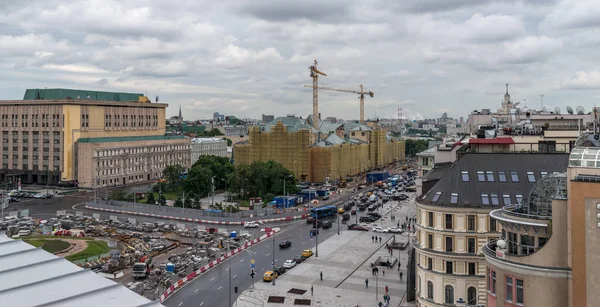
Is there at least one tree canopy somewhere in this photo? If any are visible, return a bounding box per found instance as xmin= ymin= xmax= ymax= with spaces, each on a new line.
xmin=183 ymin=164 xmax=213 ymax=199
xmin=228 ymin=160 xmax=298 ymax=201
xmin=162 ymin=164 xmax=184 ymax=191
xmin=405 ymin=139 xmax=429 ymax=157
xmin=192 ymin=155 xmax=234 ymax=190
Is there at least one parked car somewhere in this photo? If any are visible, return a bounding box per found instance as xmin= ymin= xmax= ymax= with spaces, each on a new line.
xmin=302 ymin=249 xmax=314 ymax=257
xmin=341 ymin=213 xmax=350 ymax=220
xmin=347 ymin=223 xmax=358 ymax=229
xmin=263 ymin=271 xmax=278 ymax=282
xmin=367 ymin=204 xmax=376 ymax=211
xmin=386 ymin=227 xmax=402 ymax=233
xmin=279 ymin=240 xmax=292 ymax=248
xmin=306 ymin=217 xmax=315 ymax=224
xmin=244 ymin=222 xmax=260 ymax=228
xmin=312 ymin=220 xmax=323 ymax=228
xmin=351 ymin=208 xmax=357 ymax=215
xmin=360 ymin=216 xmax=376 ymax=223
xmin=338 ymin=208 xmax=345 ymax=214
xmin=350 ymin=225 xmax=369 ymax=231
xmin=372 ymin=226 xmax=389 ymax=233
xmin=274 ymin=266 xmax=286 ymax=276
xmin=322 ymin=195 xmax=330 ymax=200
xmin=293 ymin=255 xmax=307 ymax=264
xmin=368 ymin=213 xmax=382 ymax=219
xmin=322 ymin=221 xmax=333 ymax=229
xmin=310 ymin=228 xmax=319 ymax=236
xmin=283 ymin=259 xmax=297 ymax=269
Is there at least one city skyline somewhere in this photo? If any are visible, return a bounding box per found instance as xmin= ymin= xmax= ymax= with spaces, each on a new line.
xmin=1 ymin=0 xmax=600 ymax=120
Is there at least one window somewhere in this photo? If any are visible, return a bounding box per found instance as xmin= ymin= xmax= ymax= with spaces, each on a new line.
xmin=539 ymin=236 xmax=548 ymax=247
xmin=540 ymin=171 xmax=548 ymax=178
xmin=468 ymin=263 xmax=476 ymax=275
xmin=427 ymin=257 xmax=433 ymax=270
xmin=427 ymin=281 xmax=434 ymax=299
xmin=510 ymin=171 xmax=519 ymax=182
xmin=508 ymin=232 xmax=518 ymax=254
xmin=490 ymin=217 xmax=498 ymax=232
xmin=506 ymin=277 xmax=513 ymax=301
xmin=516 ymin=279 xmax=524 ymax=303
xmin=468 ymin=287 xmax=477 ymax=305
xmin=461 ymin=171 xmax=469 ymax=181
xmin=492 ymin=271 xmax=496 ymax=294
xmin=450 ymin=193 xmax=458 ymax=204
xmin=467 ymin=215 xmax=476 ymax=231
xmin=481 ymin=193 xmax=490 ymax=205
xmin=445 ymin=236 xmax=453 ymax=252
xmin=467 ymin=237 xmax=476 ymax=253
xmin=432 ymin=191 xmax=442 ymax=202
xmin=444 ymin=285 xmax=454 ymax=304
xmin=446 ymin=261 xmax=453 ymax=274
xmin=445 ymin=214 xmax=453 ymax=229
xmin=538 ymin=140 xmax=556 ymax=153
xmin=486 ymin=171 xmax=495 ymax=181
xmin=503 ymin=194 xmax=511 ymax=205
xmin=428 ymin=234 xmax=433 ymax=249
xmin=477 ymin=171 xmax=485 ymax=182
xmin=527 ymin=171 xmax=536 ymax=183
xmin=428 ymin=212 xmax=434 ymax=227
xmin=516 ymin=194 xmax=523 ymax=205
xmin=491 ymin=193 xmax=500 ymax=206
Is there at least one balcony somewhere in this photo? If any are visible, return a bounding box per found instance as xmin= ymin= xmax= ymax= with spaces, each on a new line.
xmin=490 ymin=204 xmax=551 ymax=229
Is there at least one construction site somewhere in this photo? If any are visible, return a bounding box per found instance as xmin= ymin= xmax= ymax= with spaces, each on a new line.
xmin=2 ymin=213 xmax=254 ymax=301
xmin=234 ymin=60 xmax=405 ymax=183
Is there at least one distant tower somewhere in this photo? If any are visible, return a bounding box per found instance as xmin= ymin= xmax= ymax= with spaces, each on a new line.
xmin=178 ymin=105 xmax=182 ymax=120
xmin=502 ymin=83 xmax=512 ymax=113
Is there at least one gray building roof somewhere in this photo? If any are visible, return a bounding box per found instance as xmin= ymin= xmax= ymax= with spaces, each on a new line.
xmin=264 ymin=116 xmax=315 ymax=133
xmin=324 ymin=133 xmax=345 ymax=145
xmin=0 ymin=235 xmax=164 ymax=307
xmin=420 ymin=153 xmax=569 ymax=208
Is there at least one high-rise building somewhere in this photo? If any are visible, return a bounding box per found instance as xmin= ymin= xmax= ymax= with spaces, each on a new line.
xmin=0 ymin=88 xmax=190 ymax=188
xmin=261 ymin=114 xmax=275 ymax=124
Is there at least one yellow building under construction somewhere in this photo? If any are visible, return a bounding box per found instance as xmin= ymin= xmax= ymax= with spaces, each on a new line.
xmin=234 ymin=120 xmax=405 ymax=182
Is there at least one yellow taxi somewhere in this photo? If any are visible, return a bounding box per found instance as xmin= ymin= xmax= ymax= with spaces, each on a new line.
xmin=263 ymin=270 xmax=278 ymax=282
xmin=302 ymin=249 xmax=313 ymax=257
xmin=338 ymin=207 xmax=345 ymax=214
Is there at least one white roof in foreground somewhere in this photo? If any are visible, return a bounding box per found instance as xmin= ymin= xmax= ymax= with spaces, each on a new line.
xmin=0 ymin=234 xmax=164 ymax=307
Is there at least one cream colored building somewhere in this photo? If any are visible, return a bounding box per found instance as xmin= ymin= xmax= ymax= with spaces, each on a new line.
xmin=414 ymin=153 xmax=569 ymax=307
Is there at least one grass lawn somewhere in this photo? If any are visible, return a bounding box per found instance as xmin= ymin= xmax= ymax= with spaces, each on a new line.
xmin=24 ymin=235 xmax=93 ymax=240
xmin=66 ymin=240 xmax=111 ymax=261
xmin=24 ymin=239 xmax=72 ymax=254
xmin=161 ymin=190 xmax=182 ymax=201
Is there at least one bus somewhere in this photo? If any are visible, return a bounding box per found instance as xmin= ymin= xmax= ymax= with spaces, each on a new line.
xmin=311 ymin=206 xmax=337 ymax=219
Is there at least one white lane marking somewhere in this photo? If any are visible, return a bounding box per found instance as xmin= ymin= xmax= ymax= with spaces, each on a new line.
xmin=200 ymin=302 xmax=204 ymax=306
xmin=240 ymin=259 xmax=244 ymax=262
xmin=210 ymin=277 xmax=215 ymax=281
xmin=275 ymin=259 xmax=278 ymax=262
xmin=302 ymin=242 xmax=306 ymax=244
xmin=195 ymin=288 xmax=200 ymax=293
xmin=226 ymin=268 xmax=230 ymax=271
xmin=178 ymin=302 xmax=183 ymax=307
xmin=217 ymin=286 xmax=223 ymax=290
xmin=265 ymin=245 xmax=269 ymax=248
xmin=291 ymin=248 xmax=295 ymax=251
xmin=233 ymin=274 xmax=237 ymax=279
xmin=266 ymin=253 xmax=270 ymax=256
xmin=155 ymin=289 xmax=159 ymax=294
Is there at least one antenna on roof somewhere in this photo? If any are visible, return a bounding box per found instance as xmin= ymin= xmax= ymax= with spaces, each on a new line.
xmin=155 ymin=95 xmax=159 ymax=103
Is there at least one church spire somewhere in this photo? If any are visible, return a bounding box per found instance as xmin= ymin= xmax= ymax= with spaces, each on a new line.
xmin=178 ymin=105 xmax=182 ymax=119
xmin=506 ymin=83 xmax=509 ymax=95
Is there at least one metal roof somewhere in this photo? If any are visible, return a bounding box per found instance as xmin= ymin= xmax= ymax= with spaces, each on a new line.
xmin=191 ymin=137 xmax=226 ymax=143
xmin=0 ymin=235 xmax=164 ymax=307
xmin=469 ymin=137 xmax=515 ymax=144
xmin=420 ymin=153 xmax=569 ymax=208
xmin=23 ymin=88 xmax=144 ymax=102
xmin=77 ymin=135 xmax=186 ymax=143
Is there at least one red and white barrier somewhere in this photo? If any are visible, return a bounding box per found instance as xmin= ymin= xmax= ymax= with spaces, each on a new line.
xmin=84 ymin=205 xmax=308 ymax=225
xmin=158 ymin=229 xmax=279 ymax=302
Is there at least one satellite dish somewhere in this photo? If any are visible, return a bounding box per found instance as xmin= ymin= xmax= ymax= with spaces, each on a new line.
xmin=542 ymin=106 xmax=548 ymax=112
xmin=577 ymin=106 xmax=585 ymax=115
xmin=554 ymin=107 xmax=561 ymax=114
xmin=567 ymin=106 xmax=574 ymax=114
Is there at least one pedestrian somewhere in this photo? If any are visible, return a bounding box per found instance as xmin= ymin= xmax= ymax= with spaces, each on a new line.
xmin=365 ymin=278 xmax=369 ymax=288
xmin=386 ymin=243 xmax=389 ymax=249
xmin=397 ymin=265 xmax=400 ymax=271
xmin=385 ymin=285 xmax=389 ymax=293
xmin=379 ymin=237 xmax=382 ymax=243
xmin=382 ymin=270 xmax=385 ymax=276
xmin=400 ymin=272 xmax=403 ymax=279
xmin=320 ymin=271 xmax=323 ymax=281
xmin=397 ymin=222 xmax=399 ymax=228
xmin=311 ymin=286 xmax=313 ymax=295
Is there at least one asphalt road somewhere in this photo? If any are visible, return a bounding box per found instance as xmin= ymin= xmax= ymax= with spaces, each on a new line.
xmin=164 ymin=195 xmax=414 ymax=307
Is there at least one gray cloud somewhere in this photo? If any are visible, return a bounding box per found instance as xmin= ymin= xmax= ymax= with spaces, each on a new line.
xmin=235 ymin=0 xmax=355 ymax=22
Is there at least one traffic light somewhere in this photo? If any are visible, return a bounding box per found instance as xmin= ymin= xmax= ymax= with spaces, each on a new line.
xmin=235 ymin=287 xmax=238 ymax=293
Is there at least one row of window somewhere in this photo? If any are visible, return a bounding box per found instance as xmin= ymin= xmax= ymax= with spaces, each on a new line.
xmin=462 ymin=170 xmax=554 ymax=183
xmin=424 ymin=211 xmax=498 ymax=232
xmin=1 ymin=114 xmax=61 ymax=128
xmin=421 ymin=254 xmax=478 ymax=275
xmin=487 ymin=268 xmax=524 ymax=304
xmin=104 ymin=114 xmax=159 ymax=128
xmin=424 ymin=233 xmax=480 ymax=254
xmin=423 ymin=281 xmax=477 ymax=305
xmin=95 ymin=146 xmax=189 ymax=157
xmin=2 ymin=164 xmax=60 ymax=171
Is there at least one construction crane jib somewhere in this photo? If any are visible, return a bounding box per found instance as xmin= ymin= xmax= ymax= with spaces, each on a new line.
xmin=309 ymin=60 xmax=327 ymax=130
xmin=303 ymin=84 xmax=374 ymax=123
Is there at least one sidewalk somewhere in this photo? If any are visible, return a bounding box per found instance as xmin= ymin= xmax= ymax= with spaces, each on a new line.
xmin=235 ymin=199 xmax=417 ymax=307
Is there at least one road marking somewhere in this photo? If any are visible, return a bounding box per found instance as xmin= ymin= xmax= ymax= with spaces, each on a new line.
xmin=233 ymin=274 xmax=237 ymax=279
xmin=217 ymin=286 xmax=223 ymax=290
xmin=226 ymin=268 xmax=230 ymax=271
xmin=200 ymin=302 xmax=204 ymax=306
xmin=302 ymin=241 xmax=306 ymax=244
xmin=195 ymin=288 xmax=200 ymax=293
xmin=178 ymin=302 xmax=183 ymax=307
xmin=240 ymin=259 xmax=244 ymax=262
xmin=210 ymin=277 xmax=215 ymax=281
xmin=265 ymin=245 xmax=269 ymax=248
xmin=266 ymin=253 xmax=270 ymax=256
xmin=155 ymin=289 xmax=159 ymax=294
xmin=275 ymin=259 xmax=278 ymax=262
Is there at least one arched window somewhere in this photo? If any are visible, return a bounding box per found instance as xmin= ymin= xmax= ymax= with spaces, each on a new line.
xmin=468 ymin=287 xmax=477 ymax=305
xmin=427 ymin=281 xmax=434 ymax=299
xmin=445 ymin=285 xmax=454 ymax=304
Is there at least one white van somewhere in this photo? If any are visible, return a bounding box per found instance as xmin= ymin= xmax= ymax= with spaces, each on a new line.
xmin=244 ymin=221 xmax=259 ymax=228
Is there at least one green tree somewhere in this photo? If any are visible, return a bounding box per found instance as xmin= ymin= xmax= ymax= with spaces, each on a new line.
xmin=405 ymin=139 xmax=429 ymax=157
xmin=192 ymin=155 xmax=234 ymax=190
xmin=222 ymin=137 xmax=233 ymax=146
xmin=174 ymin=197 xmax=183 ymax=207
xmin=146 ymin=192 xmax=156 ymax=205
xmin=183 ymin=165 xmax=214 ymax=199
xmin=109 ymin=189 xmax=128 ymax=201
xmin=158 ymin=193 xmax=167 ymax=206
xmin=228 ymin=160 xmax=298 ymax=201
xmin=153 ymin=181 xmax=167 ymax=193
xmin=184 ymin=194 xmax=194 ymax=208
xmin=163 ymin=164 xmax=185 ymax=191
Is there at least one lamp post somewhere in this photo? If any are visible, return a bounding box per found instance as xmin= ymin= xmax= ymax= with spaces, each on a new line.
xmin=283 ymin=175 xmax=292 ymax=208
xmin=272 ymin=234 xmax=276 ymax=285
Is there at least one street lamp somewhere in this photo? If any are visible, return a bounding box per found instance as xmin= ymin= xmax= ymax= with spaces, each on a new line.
xmin=283 ymin=174 xmax=293 ymax=208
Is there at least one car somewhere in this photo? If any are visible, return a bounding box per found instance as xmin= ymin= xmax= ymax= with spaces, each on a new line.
xmin=279 ymin=240 xmax=292 ymax=248
xmin=351 ymin=208 xmax=357 ymax=215
xmin=263 ymin=271 xmax=278 ymax=282
xmin=372 ymin=226 xmax=389 ymax=233
xmin=244 ymin=222 xmax=260 ymax=228
xmin=293 ymin=255 xmax=307 ymax=264
xmin=350 ymin=225 xmax=369 ymax=231
xmin=347 ymin=223 xmax=358 ymax=230
xmin=338 ymin=208 xmax=345 ymax=214
xmin=368 ymin=213 xmax=382 ymax=219
xmin=386 ymin=227 xmax=402 ymax=233
xmin=274 ymin=266 xmax=286 ymax=275
xmin=360 ymin=216 xmax=376 ymax=223
xmin=310 ymin=228 xmax=319 ymax=236
xmin=342 ymin=213 xmax=350 ymax=220
xmin=322 ymin=195 xmax=330 ymax=200
xmin=312 ymin=220 xmax=323 ymax=228
xmin=367 ymin=205 xmax=376 ymax=211
xmin=283 ymin=259 xmax=297 ymax=269
xmin=322 ymin=221 xmax=333 ymax=229
xmin=306 ymin=217 xmax=315 ymax=224
xmin=302 ymin=249 xmax=313 ymax=257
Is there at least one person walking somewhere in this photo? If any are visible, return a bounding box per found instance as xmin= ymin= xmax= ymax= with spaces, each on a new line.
xmin=365 ymin=278 xmax=369 ymax=288
xmin=382 ymin=269 xmax=385 ymax=276
xmin=400 ymin=271 xmax=403 ymax=279
xmin=379 ymin=237 xmax=382 ymax=243
xmin=320 ymin=271 xmax=323 ymax=281
xmin=311 ymin=286 xmax=313 ymax=295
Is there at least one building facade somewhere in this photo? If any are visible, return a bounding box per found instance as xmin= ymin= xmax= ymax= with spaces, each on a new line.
xmin=225 ymin=125 xmax=248 ymax=137
xmin=191 ymin=137 xmax=228 ymax=162
xmin=414 ymin=153 xmax=569 ymax=307
xmin=0 ymin=88 xmax=190 ymax=187
xmin=483 ymin=130 xmax=600 ymax=307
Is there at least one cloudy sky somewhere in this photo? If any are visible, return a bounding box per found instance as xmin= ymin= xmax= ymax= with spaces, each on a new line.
xmin=1 ymin=0 xmax=600 ymax=121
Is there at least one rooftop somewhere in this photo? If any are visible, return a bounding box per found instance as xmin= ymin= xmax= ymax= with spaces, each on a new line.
xmin=420 ymin=153 xmax=569 ymax=208
xmin=191 ymin=137 xmax=226 ymax=143
xmin=0 ymin=235 xmax=164 ymax=307
xmin=78 ymin=135 xmax=186 ymax=143
xmin=468 ymin=137 xmax=515 ymax=144
xmin=23 ymin=88 xmax=144 ymax=102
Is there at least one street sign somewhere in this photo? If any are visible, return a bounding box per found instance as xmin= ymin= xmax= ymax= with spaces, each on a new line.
xmin=251 ymin=259 xmax=255 ymax=264
xmin=250 ymin=263 xmax=255 ymax=268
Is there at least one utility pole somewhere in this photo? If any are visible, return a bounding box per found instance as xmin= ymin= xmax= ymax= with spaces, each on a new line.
xmin=272 ymin=234 xmax=276 ymax=285
xmin=228 ymin=239 xmax=232 ymax=307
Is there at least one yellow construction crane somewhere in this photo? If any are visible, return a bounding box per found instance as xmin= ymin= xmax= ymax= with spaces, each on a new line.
xmin=309 ymin=60 xmax=327 ymax=130
xmin=303 ymin=84 xmax=374 ymax=123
